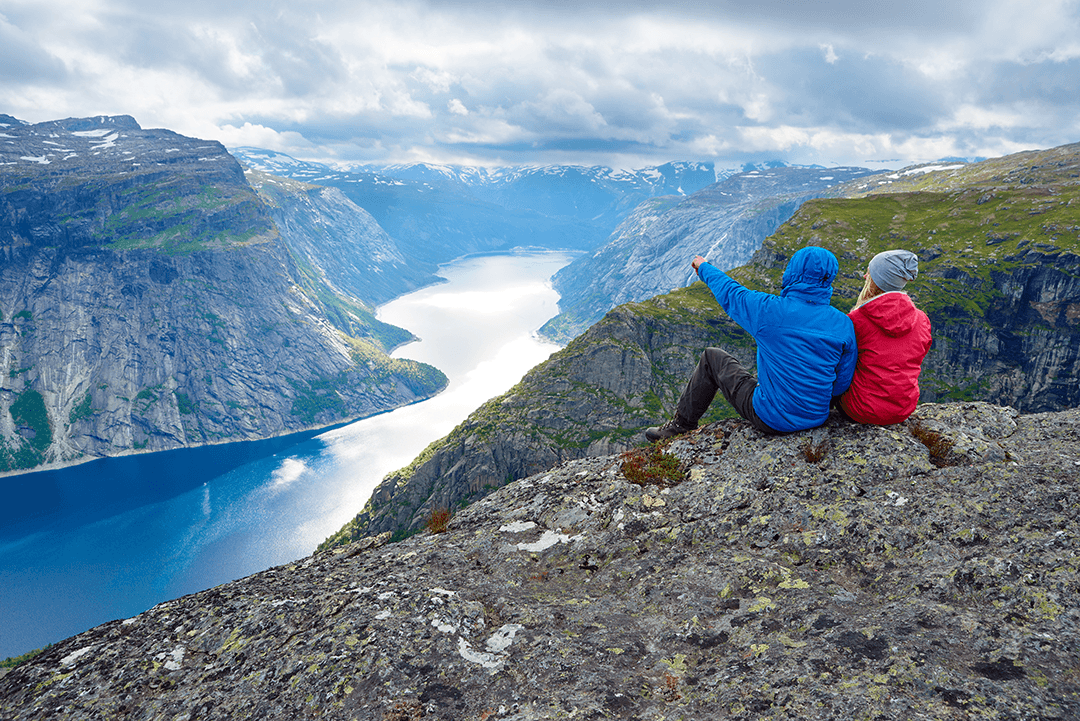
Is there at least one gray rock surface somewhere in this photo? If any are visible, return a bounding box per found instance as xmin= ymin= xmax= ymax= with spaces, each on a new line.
xmin=2 ymin=402 xmax=1077 ymax=720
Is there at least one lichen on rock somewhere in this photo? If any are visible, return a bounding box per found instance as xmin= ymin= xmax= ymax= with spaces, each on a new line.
xmin=3 ymin=402 xmax=1078 ymax=720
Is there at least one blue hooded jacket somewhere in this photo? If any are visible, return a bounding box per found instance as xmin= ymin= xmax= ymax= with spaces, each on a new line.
xmin=697 ymin=246 xmax=857 ymax=432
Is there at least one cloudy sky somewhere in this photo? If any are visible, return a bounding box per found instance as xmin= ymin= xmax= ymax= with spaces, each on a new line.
xmin=2 ymin=0 xmax=1079 ymax=170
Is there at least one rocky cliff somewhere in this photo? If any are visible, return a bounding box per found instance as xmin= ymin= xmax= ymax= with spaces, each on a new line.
xmin=0 ymin=116 xmax=446 ymax=473
xmin=247 ymin=170 xmax=435 ymax=306
xmin=4 ymin=402 xmax=1079 ymax=720
xmin=333 ymin=142 xmax=1080 ymax=543
xmin=542 ymin=166 xmax=876 ymax=341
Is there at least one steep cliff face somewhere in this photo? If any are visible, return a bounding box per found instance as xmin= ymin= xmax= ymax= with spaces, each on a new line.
xmin=246 ymin=170 xmax=436 ymax=306
xmin=5 ymin=403 xmax=1079 ymax=720
xmin=541 ymin=166 xmax=876 ymax=341
xmin=0 ymin=116 xmax=446 ymax=473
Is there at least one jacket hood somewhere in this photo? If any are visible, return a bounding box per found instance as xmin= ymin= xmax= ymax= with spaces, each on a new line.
xmin=780 ymin=246 xmax=838 ymax=304
xmin=857 ymin=291 xmax=920 ymax=337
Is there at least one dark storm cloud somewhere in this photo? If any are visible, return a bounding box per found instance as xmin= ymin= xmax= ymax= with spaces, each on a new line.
xmin=0 ymin=15 xmax=68 ymax=84
xmin=980 ymin=56 xmax=1080 ymax=106
xmin=756 ymin=48 xmax=949 ymax=133
xmin=412 ymin=0 xmax=987 ymax=34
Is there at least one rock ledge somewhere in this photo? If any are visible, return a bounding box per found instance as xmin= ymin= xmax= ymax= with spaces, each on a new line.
xmin=2 ymin=402 xmax=1078 ymax=720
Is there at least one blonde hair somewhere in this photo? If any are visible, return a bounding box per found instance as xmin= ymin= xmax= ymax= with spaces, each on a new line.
xmin=855 ymin=273 xmax=884 ymax=308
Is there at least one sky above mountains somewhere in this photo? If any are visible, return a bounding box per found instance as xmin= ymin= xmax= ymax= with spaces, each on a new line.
xmin=2 ymin=0 xmax=1079 ymax=170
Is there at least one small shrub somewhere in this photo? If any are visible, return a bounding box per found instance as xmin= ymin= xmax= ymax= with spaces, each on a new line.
xmin=384 ymin=699 xmax=424 ymax=721
xmin=661 ymin=672 xmax=682 ymax=702
xmin=426 ymin=507 xmax=451 ymax=534
xmin=10 ymin=389 xmax=52 ymax=454
xmin=801 ymin=439 xmax=829 ymax=464
xmin=621 ymin=445 xmax=684 ymax=487
xmin=174 ymin=391 xmax=197 ymax=415
xmin=136 ymin=387 xmax=158 ymax=402
xmin=908 ymin=419 xmax=957 ymax=467
xmin=1 ymin=644 xmax=52 ymax=668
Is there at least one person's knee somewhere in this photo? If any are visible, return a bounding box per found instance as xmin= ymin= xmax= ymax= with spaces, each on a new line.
xmin=702 ymin=347 xmax=732 ymax=368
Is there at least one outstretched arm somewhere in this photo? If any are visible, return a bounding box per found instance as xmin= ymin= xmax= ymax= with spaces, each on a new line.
xmin=695 ymin=259 xmax=768 ymax=336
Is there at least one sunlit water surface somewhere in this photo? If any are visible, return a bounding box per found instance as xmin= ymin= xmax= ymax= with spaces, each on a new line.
xmin=0 ymin=250 xmax=574 ymax=659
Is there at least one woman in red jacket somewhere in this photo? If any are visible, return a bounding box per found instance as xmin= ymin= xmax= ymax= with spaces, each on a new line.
xmin=837 ymin=249 xmax=933 ymax=425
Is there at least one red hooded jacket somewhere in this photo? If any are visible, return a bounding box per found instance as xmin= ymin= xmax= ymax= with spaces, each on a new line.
xmin=838 ymin=291 xmax=932 ymax=425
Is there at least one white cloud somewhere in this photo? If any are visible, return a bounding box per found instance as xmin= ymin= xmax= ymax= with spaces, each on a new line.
xmin=940 ymin=104 xmax=1034 ymax=132
xmin=738 ymin=125 xmax=812 ymax=152
xmin=521 ymin=89 xmax=607 ymax=133
xmin=215 ymin=122 xmax=316 ymax=153
xmin=1 ymin=0 xmax=1078 ymax=169
xmin=412 ymin=67 xmax=458 ymax=93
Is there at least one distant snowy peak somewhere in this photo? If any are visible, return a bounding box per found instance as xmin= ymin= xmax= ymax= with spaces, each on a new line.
xmin=0 ymin=114 xmax=29 ymax=129
xmin=232 ymin=151 xmax=860 ymax=203
xmin=362 ymin=160 xmax=719 ymax=190
xmin=231 ymin=147 xmax=721 ymax=195
xmin=888 ymin=162 xmax=969 ymax=177
xmin=45 ymin=115 xmax=141 ymax=133
xmin=231 ymin=147 xmax=332 ymax=175
xmin=0 ymin=115 xmax=216 ymax=170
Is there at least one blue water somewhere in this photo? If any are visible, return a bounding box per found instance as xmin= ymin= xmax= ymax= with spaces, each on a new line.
xmin=0 ymin=250 xmax=574 ymax=659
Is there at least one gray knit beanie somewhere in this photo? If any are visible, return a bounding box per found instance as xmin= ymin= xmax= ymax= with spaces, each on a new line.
xmin=868 ymin=249 xmax=919 ymax=292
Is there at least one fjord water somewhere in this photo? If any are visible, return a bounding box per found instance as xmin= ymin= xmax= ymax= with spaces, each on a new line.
xmin=0 ymin=251 xmax=574 ymax=659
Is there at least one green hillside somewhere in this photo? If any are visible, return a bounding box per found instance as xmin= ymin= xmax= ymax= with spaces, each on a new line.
xmin=731 ymin=142 xmax=1080 ymax=316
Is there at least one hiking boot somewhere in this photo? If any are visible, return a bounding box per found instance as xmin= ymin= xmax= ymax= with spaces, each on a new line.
xmin=644 ymin=417 xmax=694 ymax=442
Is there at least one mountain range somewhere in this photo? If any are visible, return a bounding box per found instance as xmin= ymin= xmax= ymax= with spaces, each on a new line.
xmin=0 ymin=116 xmax=445 ymax=473
xmin=2 ymin=111 xmax=1079 ymax=716
xmin=3 ymin=113 xmax=1077 ymax=503
xmin=232 ymin=149 xmax=883 ymax=344
xmin=1 ymin=114 xmax=868 ymax=474
xmin=231 ymin=147 xmax=723 ymax=273
xmin=326 ymin=141 xmax=1080 ymax=544
xmin=542 ymin=165 xmax=877 ymax=340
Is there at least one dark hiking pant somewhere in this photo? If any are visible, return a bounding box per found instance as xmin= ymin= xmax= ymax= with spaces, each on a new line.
xmin=675 ymin=347 xmax=778 ymax=435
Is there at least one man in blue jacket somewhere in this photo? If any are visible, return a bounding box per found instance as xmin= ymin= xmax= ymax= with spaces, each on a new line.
xmin=646 ymin=246 xmax=857 ymax=440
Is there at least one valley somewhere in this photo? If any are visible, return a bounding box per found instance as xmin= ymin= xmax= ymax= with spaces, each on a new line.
xmin=2 ymin=114 xmax=1078 ymax=688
